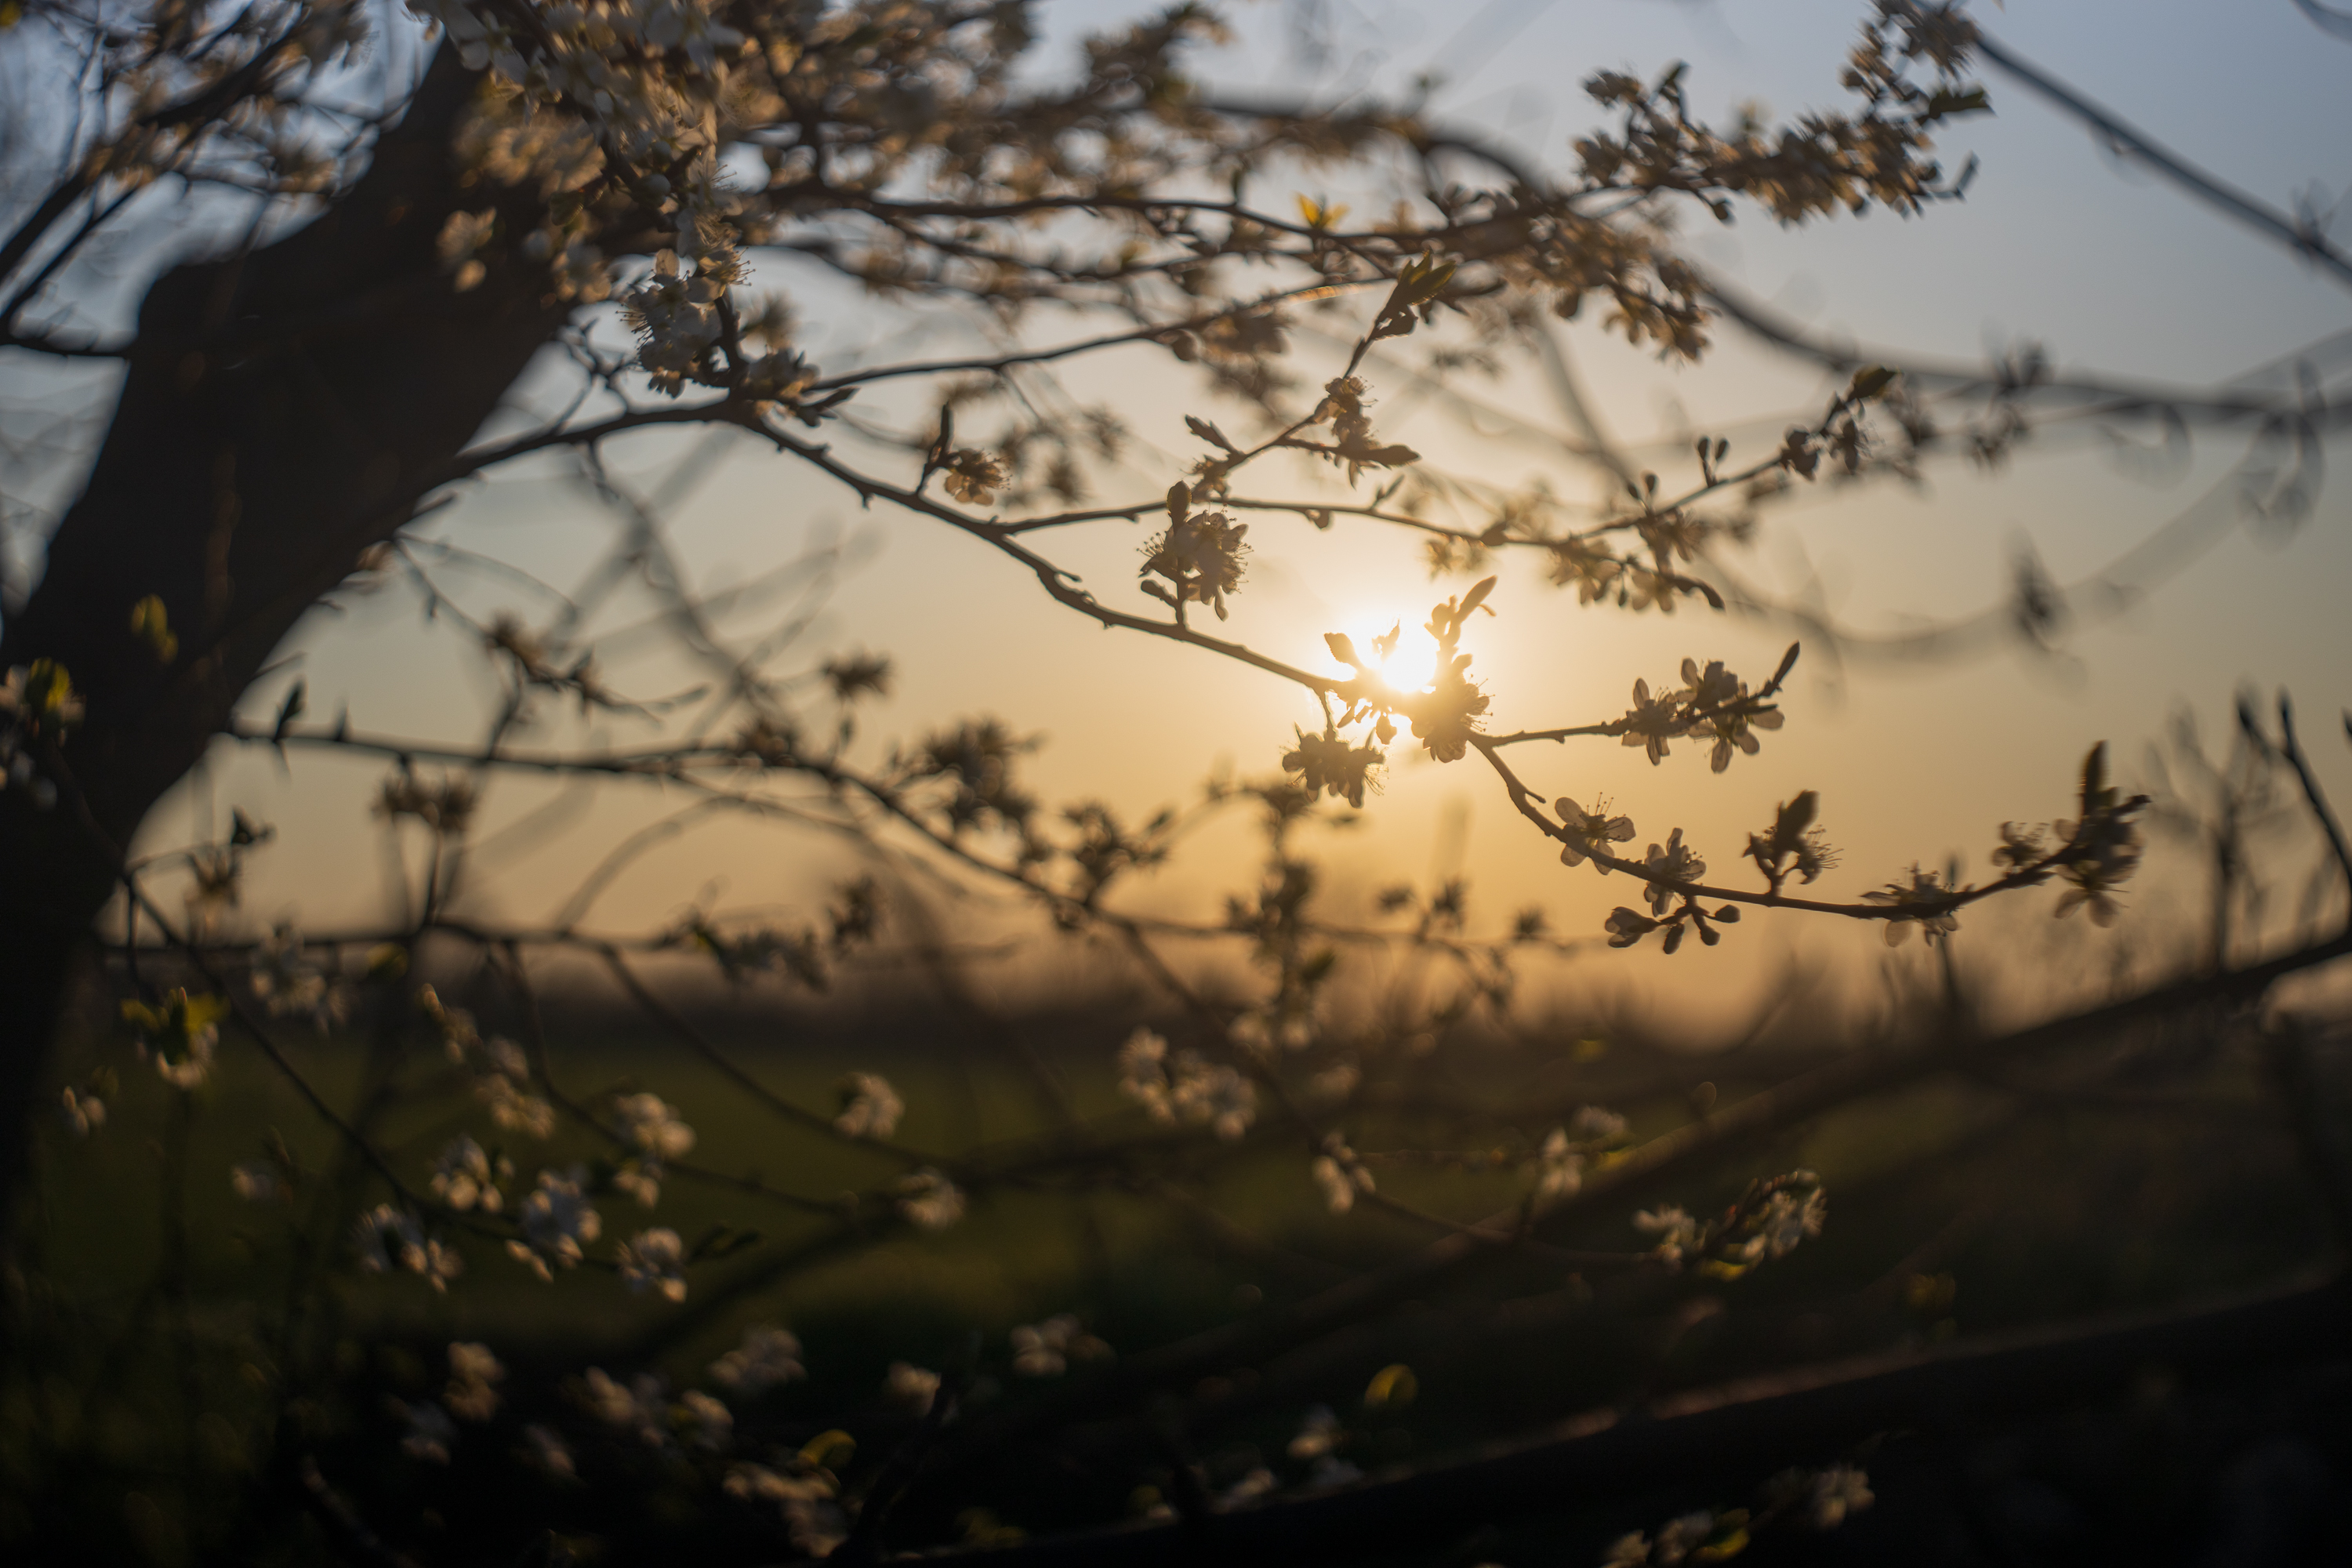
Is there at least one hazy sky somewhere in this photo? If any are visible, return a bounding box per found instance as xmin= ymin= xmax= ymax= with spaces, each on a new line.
xmin=105 ymin=0 xmax=2352 ymax=1025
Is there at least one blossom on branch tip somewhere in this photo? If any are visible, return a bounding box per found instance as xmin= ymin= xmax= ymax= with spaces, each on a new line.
xmin=122 ymin=989 xmax=224 ymax=1090
xmin=398 ymin=1400 xmax=458 ymax=1465
xmin=1555 ymin=795 xmax=1636 ymax=869
xmin=1806 ymin=1465 xmax=1875 ymax=1530
xmin=1747 ymin=792 xmax=1837 ymax=887
xmin=1991 ymin=820 xmax=2047 ymax=873
xmin=895 ymin=1168 xmax=965 ymax=1230
xmin=354 ymin=1204 xmax=463 ymax=1291
xmin=619 ymin=1228 xmax=688 ymax=1301
xmin=1312 ymin=1133 xmax=1375 ymax=1214
xmin=833 ymin=1073 xmax=904 ymax=1139
xmin=1117 ymin=1028 xmax=1172 ymax=1120
xmin=583 ymin=1369 xmax=669 ymax=1447
xmin=1117 ymin=1029 xmax=1257 ymax=1139
xmin=680 ymin=1388 xmax=733 ymax=1450
xmin=1604 ymin=906 xmax=1661 ymax=948
xmin=1011 ymin=1314 xmax=1110 ymax=1377
xmin=1863 ymin=865 xmax=1962 ymax=946
xmin=1570 ymin=1105 xmax=1631 ymax=1144
xmin=1620 ymin=678 xmax=1683 ymax=764
xmin=1641 ymin=829 xmax=1706 ymax=916
xmin=1401 ymin=656 xmax=1490 ymax=763
xmin=711 ymin=1326 xmax=804 ymax=1397
xmin=431 ymin=1134 xmax=509 ymax=1214
xmin=1633 ymin=1204 xmax=1704 ymax=1267
xmin=60 ymin=1087 xmax=104 ymax=1138
xmin=1534 ymin=1128 xmax=1584 ymax=1203
xmin=1141 ymin=485 xmax=1250 ymax=621
xmin=884 ymin=1363 xmax=941 ymax=1416
xmin=2049 ymin=748 xmax=2145 ymax=927
xmin=230 ymin=1163 xmax=280 ymax=1203
xmin=510 ymin=1167 xmax=602 ymax=1280
xmin=1283 ymin=726 xmax=1384 ymax=808
xmin=447 ymin=1343 xmax=506 ymax=1422
xmin=252 ymin=924 xmax=347 ymax=1033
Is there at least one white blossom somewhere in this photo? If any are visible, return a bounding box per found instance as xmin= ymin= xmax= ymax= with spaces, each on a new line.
xmin=613 ymin=1091 xmax=696 ymax=1160
xmin=1010 ymin=1314 xmax=1109 ymax=1377
xmin=1569 ymin=1105 xmax=1630 ymax=1144
xmin=1170 ymin=1052 xmax=1258 ymax=1141
xmin=1806 ymin=1464 xmax=1875 ymax=1529
xmin=583 ymin=1368 xmax=669 ymax=1447
xmin=60 ymin=1088 xmax=105 ymax=1138
xmin=723 ymin=1463 xmax=848 ymax=1557
xmin=1651 ymin=1512 xmax=1717 ymax=1564
xmin=477 ymin=1073 xmax=557 ymax=1141
xmin=1117 ymin=1029 xmax=1258 ymax=1140
xmin=1287 ymin=1404 xmax=1342 ymax=1461
xmin=833 ymin=1073 xmax=903 ymax=1140
xmin=1602 ymin=1532 xmax=1653 ymax=1567
xmin=523 ymin=1423 xmax=576 ymax=1480
xmin=230 ymin=1162 xmax=281 ymax=1203
xmin=618 ymin=1226 xmax=688 ymax=1301
xmin=1641 ymin=829 xmax=1707 ymax=916
xmin=678 ymin=1388 xmax=734 ymax=1450
xmin=1633 ymin=1205 xmax=1704 ymax=1267
xmin=1533 ymin=1129 xmax=1583 ymax=1204
xmin=509 ymin=1167 xmax=602 ymax=1280
xmin=353 ymin=1204 xmax=462 ymax=1291
xmin=612 ymin=1160 xmax=665 ymax=1209
xmin=1759 ymin=1185 xmax=1828 ymax=1259
xmin=1307 ymin=1059 xmax=1362 ymax=1105
xmin=445 ymin=1342 xmax=506 ymax=1422
xmin=398 ymin=1399 xmax=458 ymax=1465
xmin=1312 ymin=1133 xmax=1375 ymax=1214
xmin=1116 ymin=1028 xmax=1172 ymax=1119
xmin=430 ymin=1134 xmax=508 ymax=1214
xmin=884 ymin=1362 xmax=941 ymax=1417
xmin=1305 ymin=1454 xmax=1365 ymax=1489
xmin=895 ymin=1168 xmax=965 ymax=1231
xmin=251 ymin=924 xmax=348 ymax=1033
xmin=484 ymin=1035 xmax=530 ymax=1080
xmin=710 ymin=1325 xmax=804 ymax=1396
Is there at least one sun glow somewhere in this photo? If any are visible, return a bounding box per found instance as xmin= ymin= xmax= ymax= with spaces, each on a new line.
xmin=1336 ymin=614 xmax=1442 ymax=695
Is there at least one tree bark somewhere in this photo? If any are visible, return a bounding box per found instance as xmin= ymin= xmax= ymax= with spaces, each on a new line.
xmin=0 ymin=49 xmax=572 ymax=1229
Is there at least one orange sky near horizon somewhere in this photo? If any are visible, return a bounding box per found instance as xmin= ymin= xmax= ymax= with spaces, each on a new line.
xmin=47 ymin=0 xmax=2351 ymax=1033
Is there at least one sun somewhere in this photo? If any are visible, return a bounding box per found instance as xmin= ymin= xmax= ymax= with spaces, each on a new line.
xmin=1334 ymin=612 xmax=1441 ymax=694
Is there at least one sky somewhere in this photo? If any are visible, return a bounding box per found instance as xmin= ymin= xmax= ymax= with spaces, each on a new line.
xmin=49 ymin=0 xmax=2352 ymax=1030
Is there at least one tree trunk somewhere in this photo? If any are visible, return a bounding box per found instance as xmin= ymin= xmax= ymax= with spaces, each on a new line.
xmin=0 ymin=49 xmax=572 ymax=1229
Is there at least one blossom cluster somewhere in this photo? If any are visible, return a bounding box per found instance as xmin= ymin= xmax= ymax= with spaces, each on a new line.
xmin=1116 ymin=1028 xmax=1258 ymax=1141
xmin=354 ymin=1204 xmax=464 ymax=1291
xmin=1527 ymin=1104 xmax=1632 ymax=1207
xmin=422 ymin=985 xmax=557 ymax=1139
xmin=1614 ymin=655 xmax=1789 ymax=773
xmin=1009 ymin=1314 xmax=1112 ymax=1377
xmin=1634 ymin=1169 xmax=1828 ymax=1279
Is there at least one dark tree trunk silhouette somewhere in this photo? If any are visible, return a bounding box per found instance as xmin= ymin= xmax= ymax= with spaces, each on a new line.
xmin=0 ymin=50 xmax=569 ymax=1219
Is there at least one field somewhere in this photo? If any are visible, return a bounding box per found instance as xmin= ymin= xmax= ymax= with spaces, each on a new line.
xmin=9 ymin=959 xmax=2346 ymax=1565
